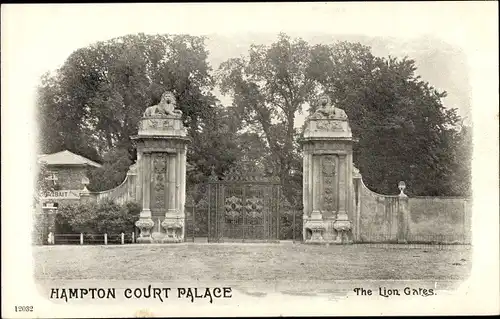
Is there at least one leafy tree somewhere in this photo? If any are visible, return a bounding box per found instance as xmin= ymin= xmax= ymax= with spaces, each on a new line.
xmin=218 ymin=34 xmax=470 ymax=197
xmin=35 ymin=161 xmax=56 ymax=203
xmin=309 ymin=41 xmax=467 ymax=195
xmin=440 ymin=123 xmax=472 ymax=196
xmin=87 ymin=147 xmax=133 ymax=192
xmin=37 ymin=33 xmax=217 ymax=189
xmin=217 ymin=33 xmax=316 ymax=200
xmin=187 ymin=104 xmax=243 ymax=184
xmin=235 ymin=131 xmax=274 ymax=173
xmin=38 ymin=32 xmax=471 ymax=197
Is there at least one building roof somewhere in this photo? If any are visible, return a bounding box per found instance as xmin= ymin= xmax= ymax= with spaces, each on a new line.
xmin=38 ymin=150 xmax=102 ymax=168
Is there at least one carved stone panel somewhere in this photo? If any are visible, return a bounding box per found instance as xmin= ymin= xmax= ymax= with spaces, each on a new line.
xmin=316 ymin=120 xmax=344 ymax=131
xmin=139 ymin=118 xmax=175 ymax=131
xmin=151 ymin=153 xmax=168 ymax=211
xmin=140 ymin=139 xmax=180 ymax=151
xmin=322 ymin=155 xmax=336 ymax=213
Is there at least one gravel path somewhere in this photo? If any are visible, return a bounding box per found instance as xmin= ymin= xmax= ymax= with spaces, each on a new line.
xmin=34 ymin=243 xmax=471 ymax=282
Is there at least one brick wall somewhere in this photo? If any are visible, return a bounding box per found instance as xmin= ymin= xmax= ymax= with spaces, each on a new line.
xmin=49 ymin=166 xmax=87 ymax=190
xmin=33 ymin=207 xmax=57 ymax=245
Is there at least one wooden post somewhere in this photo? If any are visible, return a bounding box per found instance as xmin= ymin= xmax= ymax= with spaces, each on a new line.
xmin=132 ymin=232 xmax=135 ymax=243
xmin=121 ymin=232 xmax=125 ymax=245
xmin=104 ymin=233 xmax=108 ymax=245
xmin=80 ymin=233 xmax=83 ymax=245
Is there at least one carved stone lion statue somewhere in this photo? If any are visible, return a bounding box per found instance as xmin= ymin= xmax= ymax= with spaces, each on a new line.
xmin=143 ymin=91 xmax=182 ymax=118
xmin=311 ymin=95 xmax=347 ymax=120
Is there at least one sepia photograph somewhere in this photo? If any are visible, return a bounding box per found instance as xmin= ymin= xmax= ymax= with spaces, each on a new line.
xmin=2 ymin=2 xmax=498 ymax=317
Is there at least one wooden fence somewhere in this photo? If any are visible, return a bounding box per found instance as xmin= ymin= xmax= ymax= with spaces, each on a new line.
xmin=47 ymin=232 xmax=136 ymax=245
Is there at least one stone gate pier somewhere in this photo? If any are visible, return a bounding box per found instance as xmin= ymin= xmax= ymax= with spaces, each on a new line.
xmin=301 ymin=95 xmax=357 ymax=244
xmin=132 ymin=92 xmax=190 ymax=243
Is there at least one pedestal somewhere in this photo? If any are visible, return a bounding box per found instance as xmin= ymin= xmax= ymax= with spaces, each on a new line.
xmin=135 ymin=209 xmax=154 ymax=243
xmin=304 ymin=211 xmax=326 ymax=244
xmin=161 ymin=214 xmax=184 ymax=243
xmin=135 ymin=221 xmax=155 ymax=243
xmin=131 ymin=91 xmax=190 ymax=244
xmin=300 ymin=94 xmax=357 ymax=245
xmin=333 ymin=213 xmax=353 ymax=244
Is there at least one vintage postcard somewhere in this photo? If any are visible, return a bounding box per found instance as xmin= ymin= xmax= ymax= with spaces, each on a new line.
xmin=1 ymin=2 xmax=498 ymax=317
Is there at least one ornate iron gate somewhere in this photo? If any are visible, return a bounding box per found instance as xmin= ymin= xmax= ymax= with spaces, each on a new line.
xmin=185 ymin=168 xmax=300 ymax=242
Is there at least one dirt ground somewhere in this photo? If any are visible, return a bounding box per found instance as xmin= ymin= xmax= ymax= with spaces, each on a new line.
xmin=33 ymin=243 xmax=471 ymax=282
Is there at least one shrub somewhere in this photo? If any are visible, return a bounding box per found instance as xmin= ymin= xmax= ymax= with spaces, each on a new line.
xmin=56 ymin=200 xmax=141 ymax=234
xmin=57 ymin=201 xmax=99 ymax=233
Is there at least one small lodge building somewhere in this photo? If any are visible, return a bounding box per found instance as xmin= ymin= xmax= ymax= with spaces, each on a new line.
xmin=34 ymin=150 xmax=102 ymax=244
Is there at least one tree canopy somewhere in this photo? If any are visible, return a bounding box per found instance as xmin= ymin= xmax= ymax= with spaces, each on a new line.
xmin=217 ymin=33 xmax=315 ymax=201
xmin=37 ymin=32 xmax=471 ymax=197
xmin=308 ymin=41 xmax=470 ymax=195
xmin=37 ymin=33 xmax=240 ymax=190
xmin=217 ymin=33 xmax=470 ymax=196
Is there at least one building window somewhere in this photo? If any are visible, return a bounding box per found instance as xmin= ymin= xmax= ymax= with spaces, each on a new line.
xmin=45 ymin=171 xmax=58 ymax=182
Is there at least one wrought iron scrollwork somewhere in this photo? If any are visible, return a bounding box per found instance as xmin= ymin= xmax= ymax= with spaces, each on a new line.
xmin=222 ymin=165 xmax=279 ymax=183
xmin=224 ymin=196 xmax=242 ymax=222
xmin=245 ymin=197 xmax=264 ymax=219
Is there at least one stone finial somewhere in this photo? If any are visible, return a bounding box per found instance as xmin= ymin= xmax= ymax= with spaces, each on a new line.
xmin=398 ymin=181 xmax=407 ymax=196
xmin=310 ymin=94 xmax=348 ymax=120
xmin=143 ymin=91 xmax=182 ymax=118
xmin=352 ymin=165 xmax=362 ymax=178
xmin=208 ymin=166 xmax=219 ymax=182
xmin=81 ymin=176 xmax=90 ymax=194
xmin=126 ymin=163 xmax=137 ymax=176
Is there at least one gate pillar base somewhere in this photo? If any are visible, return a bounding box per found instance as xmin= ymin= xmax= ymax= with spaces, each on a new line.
xmin=304 ymin=211 xmax=327 ymax=244
xmin=161 ymin=216 xmax=185 ymax=243
xmin=333 ymin=218 xmax=353 ymax=245
xmin=135 ymin=217 xmax=155 ymax=243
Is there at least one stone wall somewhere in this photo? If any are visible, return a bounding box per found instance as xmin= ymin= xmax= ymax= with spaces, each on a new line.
xmin=38 ymin=157 xmax=471 ymax=245
xmin=92 ymin=165 xmax=138 ymax=205
xmin=355 ymin=177 xmax=471 ymax=243
xmin=356 ymin=178 xmax=400 ymax=242
xmin=409 ymin=197 xmax=471 ymax=243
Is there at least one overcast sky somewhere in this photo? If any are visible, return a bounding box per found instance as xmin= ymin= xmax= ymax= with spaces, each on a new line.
xmin=0 ymin=2 xmax=497 ymax=151
xmin=2 ymin=3 xmax=496 ymax=126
